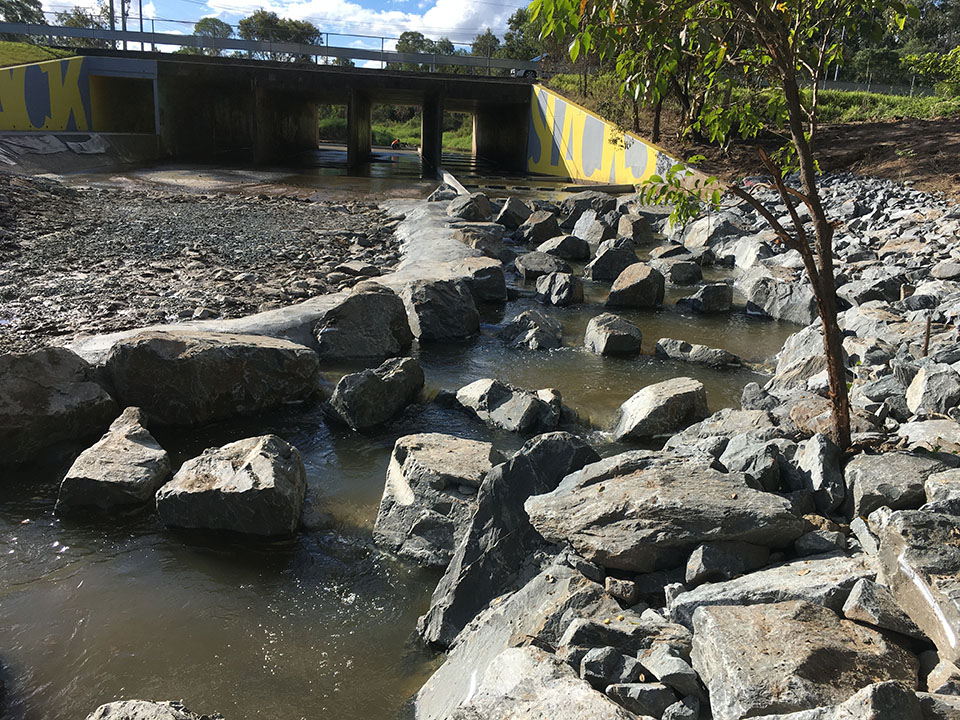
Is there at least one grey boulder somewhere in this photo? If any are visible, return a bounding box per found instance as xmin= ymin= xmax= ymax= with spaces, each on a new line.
xmin=85 ymin=700 xmax=222 ymax=720
xmin=535 ymin=272 xmax=584 ymax=307
xmin=447 ymin=192 xmax=492 ymax=221
xmin=327 ymin=357 xmax=424 ymax=430
xmin=842 ymin=578 xmax=926 ymax=640
xmin=0 ymin=347 xmax=118 ymax=465
xmin=537 ymin=234 xmax=591 ymax=260
xmin=313 ymin=284 xmax=413 ymax=361
xmin=455 ymin=379 xmax=562 ymax=433
xmin=515 ymin=210 xmax=561 ymax=245
xmin=515 ymin=251 xmax=572 ymax=280
xmin=879 ymin=510 xmax=960 ymax=665
xmin=585 ymin=313 xmax=643 ymax=356
xmin=585 ymin=246 xmax=638 ymax=282
xmin=907 ymin=364 xmax=960 ymax=415
xmin=56 ymin=407 xmax=171 ymax=515
xmin=655 ymin=338 xmax=741 ymax=368
xmin=606 ymin=263 xmax=665 ymax=308
xmin=500 ymin=310 xmax=563 ymax=351
xmin=612 ymin=377 xmax=709 ymax=440
xmin=495 ymin=196 xmax=531 ymax=229
xmin=525 ymin=452 xmax=804 ymax=572
xmin=844 ymin=451 xmax=946 ymax=518
xmin=397 ymin=278 xmax=480 ymax=342
xmin=691 ymin=600 xmax=919 ymax=720
xmin=676 ymin=283 xmax=733 ymax=314
xmin=104 ymin=331 xmax=319 ymax=426
xmin=155 ymin=434 xmax=306 ymax=536
xmin=373 ymin=433 xmax=503 ymax=567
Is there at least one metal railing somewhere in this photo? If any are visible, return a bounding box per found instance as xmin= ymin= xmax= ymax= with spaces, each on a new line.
xmin=0 ymin=22 xmax=540 ymax=74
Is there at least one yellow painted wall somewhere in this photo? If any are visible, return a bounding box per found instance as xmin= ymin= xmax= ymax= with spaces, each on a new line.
xmin=527 ymin=85 xmax=676 ymax=185
xmin=0 ymin=57 xmax=91 ymax=131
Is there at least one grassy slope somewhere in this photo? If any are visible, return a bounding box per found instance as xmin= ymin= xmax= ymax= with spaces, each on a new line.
xmin=0 ymin=41 xmax=73 ymax=68
xmin=318 ymin=114 xmax=473 ymax=151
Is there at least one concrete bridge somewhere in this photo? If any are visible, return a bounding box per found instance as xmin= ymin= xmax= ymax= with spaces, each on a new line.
xmin=0 ymin=30 xmax=676 ymax=185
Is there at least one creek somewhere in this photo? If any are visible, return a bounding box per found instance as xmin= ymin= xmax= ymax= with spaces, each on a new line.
xmin=0 ymin=158 xmax=799 ymax=720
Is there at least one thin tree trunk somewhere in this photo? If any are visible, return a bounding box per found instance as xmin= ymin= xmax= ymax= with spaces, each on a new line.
xmin=652 ymin=97 xmax=663 ymax=143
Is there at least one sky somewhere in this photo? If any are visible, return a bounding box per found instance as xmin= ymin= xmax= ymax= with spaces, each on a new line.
xmin=40 ymin=0 xmax=532 ymax=54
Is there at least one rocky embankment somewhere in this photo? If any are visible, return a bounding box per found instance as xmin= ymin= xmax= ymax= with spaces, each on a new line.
xmin=0 ymin=172 xmax=400 ymax=354
xmin=3 ymin=169 xmax=960 ymax=720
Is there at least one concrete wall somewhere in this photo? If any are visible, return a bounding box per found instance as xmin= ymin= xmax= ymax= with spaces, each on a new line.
xmin=473 ymin=101 xmax=528 ymax=172
xmin=527 ymin=85 xmax=676 ymax=184
xmin=0 ymin=56 xmax=156 ymax=133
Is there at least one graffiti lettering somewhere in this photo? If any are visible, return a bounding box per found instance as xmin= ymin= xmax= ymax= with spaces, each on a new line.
xmin=0 ymin=57 xmax=90 ymax=132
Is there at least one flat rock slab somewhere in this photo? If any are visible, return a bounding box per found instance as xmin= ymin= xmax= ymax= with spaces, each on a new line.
xmin=56 ymin=407 xmax=171 ymax=515
xmin=373 ymin=433 xmax=503 ymax=567
xmin=880 ymin=510 xmax=960 ymax=665
xmin=669 ymin=553 xmax=878 ymax=628
xmin=749 ymin=681 xmax=923 ymax=720
xmin=450 ymin=646 xmax=637 ymax=720
xmin=105 ymin=330 xmax=319 ymax=426
xmin=156 ymin=434 xmax=306 ymax=536
xmin=1 ymin=347 xmax=118 ymax=466
xmin=691 ymin=601 xmax=919 ymax=720
xmin=845 ymin=451 xmax=947 ymax=518
xmin=526 ymin=452 xmax=804 ymax=572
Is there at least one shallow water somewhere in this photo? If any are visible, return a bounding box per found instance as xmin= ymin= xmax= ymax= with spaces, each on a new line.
xmin=1 ymin=162 xmax=802 ymax=720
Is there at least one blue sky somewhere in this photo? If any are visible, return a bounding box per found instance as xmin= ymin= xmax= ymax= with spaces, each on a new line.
xmin=42 ymin=0 xmax=531 ymax=54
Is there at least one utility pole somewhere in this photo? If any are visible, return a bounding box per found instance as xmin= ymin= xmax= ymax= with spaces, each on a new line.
xmin=108 ymin=0 xmax=116 ymax=49
xmin=139 ymin=0 xmax=144 ymax=51
xmin=121 ymin=0 xmax=127 ymax=51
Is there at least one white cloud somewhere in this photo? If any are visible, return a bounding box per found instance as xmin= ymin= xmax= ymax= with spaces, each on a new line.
xmin=203 ymin=0 xmax=527 ymax=45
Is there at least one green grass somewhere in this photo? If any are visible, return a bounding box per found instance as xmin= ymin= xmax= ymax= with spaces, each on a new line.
xmin=0 ymin=41 xmax=73 ymax=68
xmin=814 ymin=89 xmax=960 ymax=123
xmin=318 ymin=113 xmax=474 ymax=152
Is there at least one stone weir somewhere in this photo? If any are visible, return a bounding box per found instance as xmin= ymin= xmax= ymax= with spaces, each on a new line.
xmin=5 ymin=175 xmax=960 ymax=720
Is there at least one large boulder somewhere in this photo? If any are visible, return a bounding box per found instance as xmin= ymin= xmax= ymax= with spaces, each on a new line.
xmin=879 ymin=510 xmax=960 ymax=665
xmin=606 ymin=263 xmax=665 ymax=308
xmin=612 ymin=377 xmax=709 ymax=440
xmin=572 ymin=210 xmax=617 ymax=246
xmin=906 ymin=364 xmax=960 ymax=415
xmin=515 ymin=251 xmax=572 ymax=281
xmin=515 ymin=210 xmax=561 ymax=245
xmin=452 ymin=256 xmax=508 ymax=303
xmin=397 ymin=278 xmax=480 ymax=342
xmin=499 ymin=310 xmax=563 ymax=351
xmin=447 ymin=192 xmax=492 ymax=221
xmin=537 ymin=234 xmax=591 ymax=261
xmin=413 ymin=562 xmax=619 ymax=720
xmin=525 ymin=451 xmax=805 ymax=572
xmin=155 ymin=434 xmax=306 ymax=536
xmin=794 ymin=433 xmax=845 ymax=514
xmin=749 ymin=681 xmax=924 ymax=720
xmin=737 ymin=267 xmax=817 ymax=325
xmin=495 ymin=196 xmax=531 ymax=229
xmin=618 ymin=214 xmax=655 ymax=245
xmin=327 ymin=357 xmax=424 ymax=430
xmin=668 ymin=553 xmax=878 ymax=628
xmin=676 ymin=283 xmax=733 ymax=314
xmin=373 ymin=433 xmax=503 ymax=567
xmin=535 ymin=272 xmax=584 ymax=307
xmin=419 ymin=432 xmax=599 ymax=647
xmin=313 ymin=285 xmax=413 ymax=361
xmin=585 ymin=246 xmax=638 ymax=282
xmin=85 ymin=700 xmax=221 ymax=720
xmin=844 ymin=452 xmax=947 ymax=518
xmin=560 ymin=190 xmax=617 ymax=228
xmin=104 ymin=331 xmax=319 ymax=426
xmin=655 ymin=338 xmax=741 ymax=368
xmin=56 ymin=407 xmax=171 ymax=515
xmin=584 ymin=313 xmax=643 ymax=356
xmin=651 ymin=258 xmax=703 ymax=286
xmin=450 ymin=646 xmax=636 ymax=720
xmin=0 ymin=347 xmax=118 ymax=466
xmin=691 ymin=601 xmax=918 ymax=720
xmin=455 ymin=379 xmax=562 ymax=434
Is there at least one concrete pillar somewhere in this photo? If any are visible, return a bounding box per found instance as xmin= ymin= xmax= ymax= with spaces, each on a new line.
xmin=472 ymin=101 xmax=530 ymax=172
xmin=253 ymin=84 xmax=319 ymax=164
xmin=420 ymin=91 xmax=444 ymax=177
xmin=347 ymin=89 xmax=372 ymax=167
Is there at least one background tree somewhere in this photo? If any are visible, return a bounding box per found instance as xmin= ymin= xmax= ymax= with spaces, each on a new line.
xmin=0 ymin=0 xmax=44 ymax=41
xmin=238 ymin=10 xmax=320 ymax=62
xmin=53 ymin=1 xmax=111 ymax=48
xmin=534 ymin=0 xmax=916 ymax=448
xmin=471 ymin=27 xmax=500 ymax=58
xmin=194 ymin=17 xmax=233 ymax=56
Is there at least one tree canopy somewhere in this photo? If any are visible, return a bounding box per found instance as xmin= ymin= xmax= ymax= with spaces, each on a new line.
xmin=237 ymin=10 xmax=321 ymax=62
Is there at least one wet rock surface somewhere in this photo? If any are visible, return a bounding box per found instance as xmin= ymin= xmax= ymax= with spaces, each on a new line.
xmin=155 ymin=434 xmax=307 ymax=536
xmin=85 ymin=700 xmax=224 ymax=720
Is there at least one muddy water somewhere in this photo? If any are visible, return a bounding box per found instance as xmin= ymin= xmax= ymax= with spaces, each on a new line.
xmin=1 ymin=163 xmax=801 ymax=720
